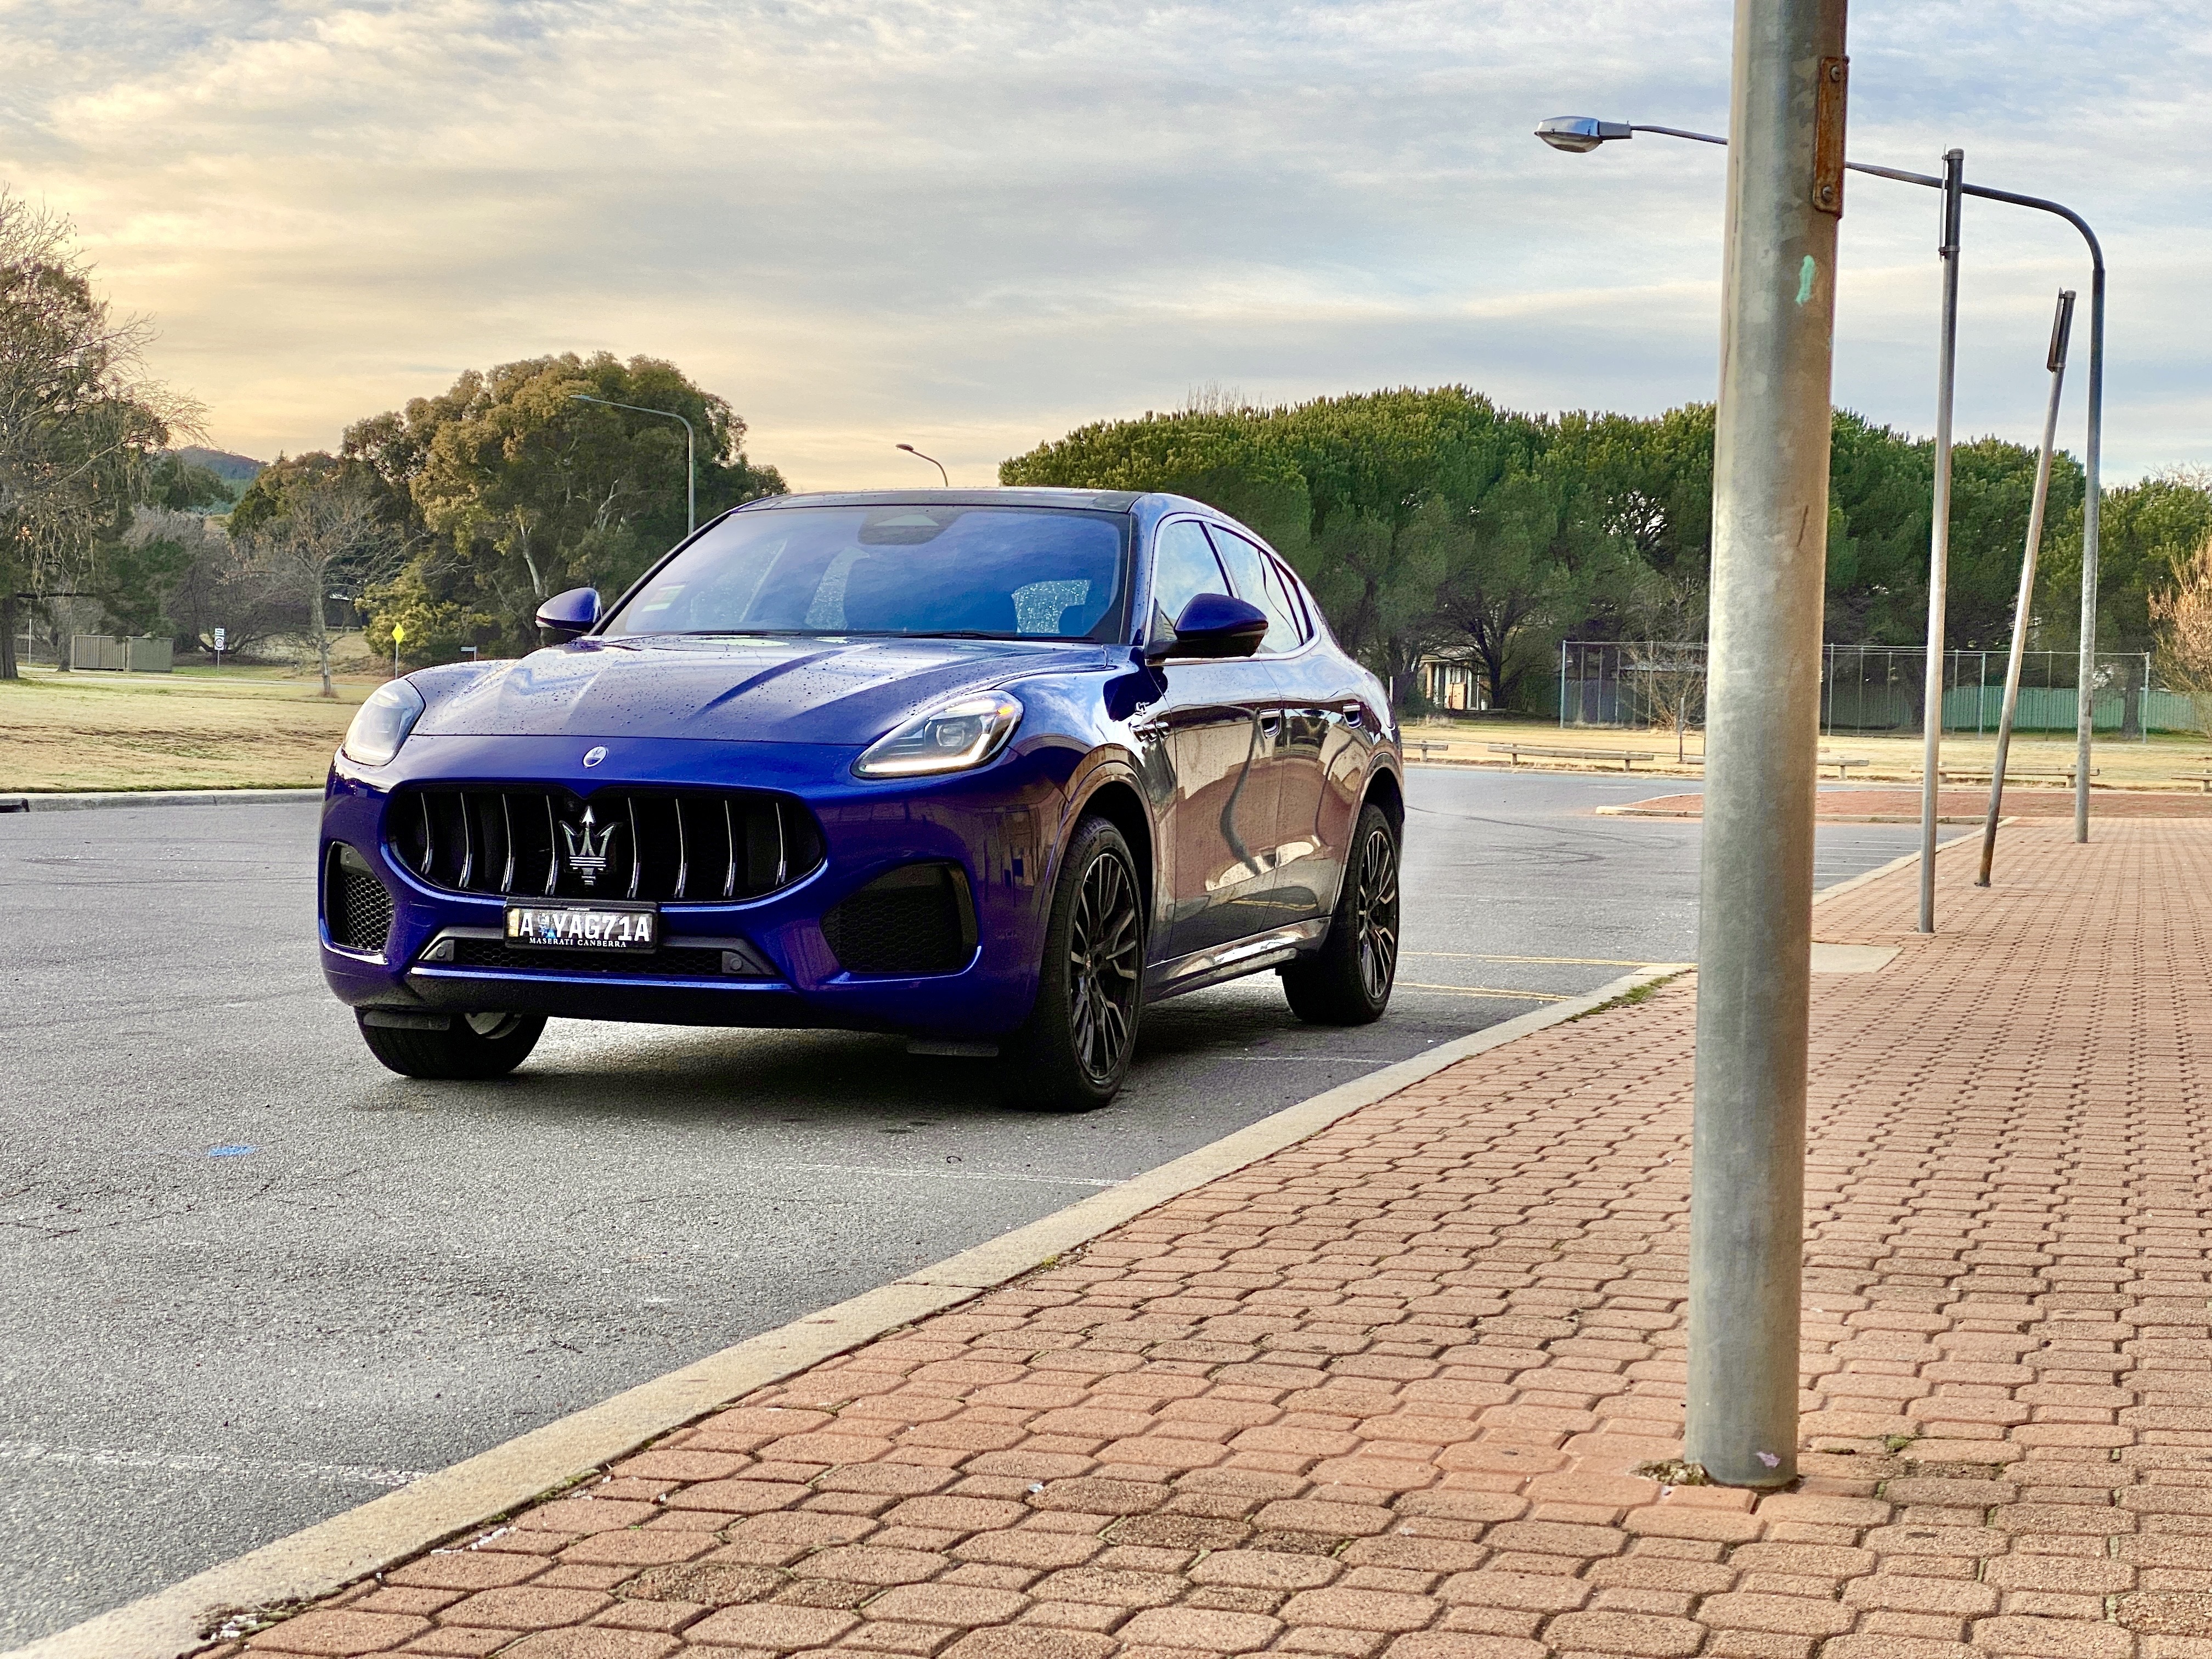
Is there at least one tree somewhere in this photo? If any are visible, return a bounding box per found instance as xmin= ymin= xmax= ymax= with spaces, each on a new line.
xmin=2152 ymin=536 xmax=2212 ymax=738
xmin=342 ymin=353 xmax=785 ymax=660
xmin=0 ymin=190 xmax=192 ymax=678
xmin=1624 ymin=572 xmax=1709 ymax=763
xmin=239 ymin=475 xmax=397 ymax=696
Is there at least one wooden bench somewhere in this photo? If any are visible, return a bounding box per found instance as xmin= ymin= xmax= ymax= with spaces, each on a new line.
xmin=1488 ymin=743 xmax=1658 ymax=772
xmin=1406 ymin=739 xmax=1455 ymax=761
xmin=2176 ymin=774 xmax=2212 ymax=794
xmin=1937 ymin=767 xmax=2098 ymax=785
xmin=1817 ymin=753 xmax=1869 ymax=778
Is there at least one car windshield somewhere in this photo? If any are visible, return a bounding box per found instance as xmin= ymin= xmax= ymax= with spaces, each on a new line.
xmin=600 ymin=505 xmax=1131 ymax=642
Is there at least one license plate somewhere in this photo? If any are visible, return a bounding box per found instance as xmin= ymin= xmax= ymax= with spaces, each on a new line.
xmin=505 ymin=904 xmax=660 ymax=951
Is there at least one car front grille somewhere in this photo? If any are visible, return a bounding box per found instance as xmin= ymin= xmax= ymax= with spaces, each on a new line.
xmin=443 ymin=939 xmax=736 ymax=979
xmin=821 ymin=862 xmax=977 ymax=977
xmin=326 ymin=843 xmax=395 ymax=954
xmin=388 ymin=787 xmax=822 ymax=904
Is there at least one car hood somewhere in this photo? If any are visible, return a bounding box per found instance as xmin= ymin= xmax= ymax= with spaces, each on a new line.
xmin=412 ymin=635 xmax=1100 ymax=745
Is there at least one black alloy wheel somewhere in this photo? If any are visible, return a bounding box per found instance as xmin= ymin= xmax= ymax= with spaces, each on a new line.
xmin=1003 ymin=815 xmax=1144 ymax=1111
xmin=1282 ymin=800 xmax=1400 ymax=1025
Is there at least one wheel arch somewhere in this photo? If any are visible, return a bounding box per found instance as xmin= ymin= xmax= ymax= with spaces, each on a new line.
xmin=1361 ymin=761 xmax=1406 ymax=832
xmin=1069 ymin=772 xmax=1155 ymax=924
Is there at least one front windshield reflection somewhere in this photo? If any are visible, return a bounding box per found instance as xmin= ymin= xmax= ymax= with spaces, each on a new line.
xmin=602 ymin=505 xmax=1130 ymax=644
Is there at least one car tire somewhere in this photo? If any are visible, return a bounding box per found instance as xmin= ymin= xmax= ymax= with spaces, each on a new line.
xmin=357 ymin=1011 xmax=547 ymax=1079
xmin=1001 ymin=816 xmax=1145 ymax=1113
xmin=1282 ymin=801 xmax=1400 ymax=1025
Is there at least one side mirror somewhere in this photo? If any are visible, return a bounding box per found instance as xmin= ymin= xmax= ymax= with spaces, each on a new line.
xmin=535 ymin=586 xmax=601 ymax=644
xmin=1146 ymin=592 xmax=1268 ymax=663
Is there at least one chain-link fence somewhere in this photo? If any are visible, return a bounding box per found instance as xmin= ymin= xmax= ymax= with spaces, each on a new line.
xmin=1559 ymin=642 xmax=2185 ymax=737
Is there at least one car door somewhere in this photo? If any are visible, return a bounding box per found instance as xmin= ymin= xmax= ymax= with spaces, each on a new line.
xmin=1203 ymin=525 xmax=1338 ymax=924
xmin=1143 ymin=518 xmax=1285 ymax=958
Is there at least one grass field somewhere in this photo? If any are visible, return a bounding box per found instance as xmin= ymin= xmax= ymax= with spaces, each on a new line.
xmin=1406 ymin=713 xmax=2212 ymax=792
xmin=0 ymin=665 xmax=374 ymax=792
xmin=4 ymin=663 xmax=2205 ymax=796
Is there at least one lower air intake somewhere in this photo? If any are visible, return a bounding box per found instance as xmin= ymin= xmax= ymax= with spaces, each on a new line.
xmin=821 ymin=863 xmax=977 ymax=977
xmin=326 ymin=844 xmax=395 ymax=955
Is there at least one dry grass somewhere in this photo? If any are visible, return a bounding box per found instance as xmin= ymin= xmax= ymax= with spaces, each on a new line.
xmin=0 ymin=666 xmax=375 ymax=792
xmin=1406 ymin=713 xmax=2212 ymax=791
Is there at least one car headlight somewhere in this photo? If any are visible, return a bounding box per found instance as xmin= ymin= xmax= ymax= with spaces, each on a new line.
xmin=854 ymin=692 xmax=1023 ymax=778
xmin=342 ymin=679 xmax=427 ymax=768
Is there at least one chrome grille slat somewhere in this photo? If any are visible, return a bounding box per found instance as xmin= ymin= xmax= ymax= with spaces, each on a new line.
xmin=391 ymin=786 xmax=820 ymax=906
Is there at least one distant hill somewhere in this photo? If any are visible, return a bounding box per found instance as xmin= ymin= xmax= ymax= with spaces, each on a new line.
xmin=171 ymin=446 xmax=265 ymax=484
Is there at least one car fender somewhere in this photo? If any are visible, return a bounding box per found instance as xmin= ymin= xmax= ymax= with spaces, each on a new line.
xmin=1039 ymin=748 xmax=1159 ymax=924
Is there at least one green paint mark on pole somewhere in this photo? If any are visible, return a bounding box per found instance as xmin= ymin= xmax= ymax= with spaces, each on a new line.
xmin=1796 ymin=255 xmax=1817 ymax=305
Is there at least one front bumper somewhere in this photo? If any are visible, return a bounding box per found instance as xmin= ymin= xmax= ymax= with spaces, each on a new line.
xmin=318 ymin=733 xmax=1065 ymax=1039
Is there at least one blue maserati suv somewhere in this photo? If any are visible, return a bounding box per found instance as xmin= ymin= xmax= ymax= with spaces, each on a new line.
xmin=320 ymin=489 xmax=1403 ymax=1110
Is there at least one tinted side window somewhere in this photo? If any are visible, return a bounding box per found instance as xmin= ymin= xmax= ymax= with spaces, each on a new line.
xmin=1206 ymin=527 xmax=1305 ymax=653
xmin=1150 ymin=520 xmax=1232 ymax=635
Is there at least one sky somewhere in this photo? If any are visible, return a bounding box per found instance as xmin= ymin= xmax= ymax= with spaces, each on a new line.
xmin=4 ymin=0 xmax=2207 ymax=491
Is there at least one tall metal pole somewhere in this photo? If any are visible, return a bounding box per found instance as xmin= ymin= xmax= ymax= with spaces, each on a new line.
xmin=2074 ymin=264 xmax=2105 ymax=839
xmin=1978 ymin=288 xmax=2074 ymax=887
xmin=1917 ymin=149 xmax=1963 ymax=934
xmin=571 ymin=394 xmax=697 ymax=538
xmin=1686 ymin=0 xmax=1846 ymax=1491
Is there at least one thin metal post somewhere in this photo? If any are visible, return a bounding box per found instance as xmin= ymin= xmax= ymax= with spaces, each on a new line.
xmin=1978 ymin=290 xmax=2074 ymax=886
xmin=1686 ymin=0 xmax=1844 ymax=1491
xmin=1559 ymin=640 xmax=1568 ymax=727
xmin=2075 ymin=264 xmax=2104 ymax=837
xmin=1917 ymin=148 xmax=1963 ymax=934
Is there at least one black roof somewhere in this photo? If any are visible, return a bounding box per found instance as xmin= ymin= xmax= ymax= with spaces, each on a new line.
xmin=735 ymin=487 xmax=1143 ymax=514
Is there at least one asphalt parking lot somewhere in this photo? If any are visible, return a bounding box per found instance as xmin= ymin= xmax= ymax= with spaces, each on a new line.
xmin=0 ymin=768 xmax=1923 ymax=1643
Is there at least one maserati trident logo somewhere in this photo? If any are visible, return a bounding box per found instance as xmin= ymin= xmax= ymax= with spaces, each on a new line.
xmin=582 ymin=746 xmax=608 ymax=768
xmin=560 ymin=806 xmax=617 ymax=887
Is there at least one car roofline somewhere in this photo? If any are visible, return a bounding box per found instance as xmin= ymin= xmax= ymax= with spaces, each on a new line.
xmin=732 ymin=488 xmax=1144 ymax=514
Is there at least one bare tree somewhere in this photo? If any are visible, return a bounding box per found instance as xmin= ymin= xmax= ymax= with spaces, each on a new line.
xmin=1624 ymin=573 xmax=1709 ymax=764
xmin=0 ymin=189 xmax=198 ymax=678
xmin=241 ymin=481 xmax=395 ymax=696
xmin=2152 ymin=536 xmax=2212 ymax=739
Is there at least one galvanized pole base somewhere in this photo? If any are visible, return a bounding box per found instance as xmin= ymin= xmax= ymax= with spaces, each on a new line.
xmin=1685 ymin=0 xmax=1846 ymax=1491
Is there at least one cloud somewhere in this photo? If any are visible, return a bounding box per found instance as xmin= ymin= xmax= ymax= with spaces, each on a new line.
xmin=4 ymin=0 xmax=2205 ymax=486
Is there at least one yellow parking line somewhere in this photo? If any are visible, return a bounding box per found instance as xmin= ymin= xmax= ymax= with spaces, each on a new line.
xmin=1397 ymin=981 xmax=1570 ymax=1002
xmin=1401 ymin=951 xmax=1653 ymax=968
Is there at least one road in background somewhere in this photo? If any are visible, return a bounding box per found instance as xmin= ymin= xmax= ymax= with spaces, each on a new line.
xmin=0 ymin=769 xmax=1918 ymax=1641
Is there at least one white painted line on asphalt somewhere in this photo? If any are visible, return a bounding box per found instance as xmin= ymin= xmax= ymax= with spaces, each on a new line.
xmin=1402 ymin=951 xmax=1656 ymax=967
xmin=1397 ymin=981 xmax=1570 ymax=1002
xmin=0 ymin=1441 xmax=430 ymax=1490
xmin=5 ymin=960 xmax=1689 ymax=1659
xmin=750 ymin=1160 xmax=1121 ymax=1188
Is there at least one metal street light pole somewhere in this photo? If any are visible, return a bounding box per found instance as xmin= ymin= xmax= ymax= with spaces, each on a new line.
xmin=1979 ymin=289 xmax=2076 ymax=887
xmin=896 ymin=443 xmax=951 ymax=487
xmin=1537 ymin=122 xmax=2111 ymax=878
xmin=1677 ymin=0 xmax=1847 ymax=1489
xmin=1917 ymin=150 xmax=1964 ymax=933
xmin=571 ymin=394 xmax=696 ymax=538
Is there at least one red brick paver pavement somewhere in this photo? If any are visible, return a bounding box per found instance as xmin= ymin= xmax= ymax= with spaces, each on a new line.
xmin=216 ymin=821 xmax=2212 ymax=1659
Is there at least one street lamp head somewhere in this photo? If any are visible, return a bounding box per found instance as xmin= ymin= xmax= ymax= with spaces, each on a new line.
xmin=1535 ymin=116 xmax=1632 ymax=154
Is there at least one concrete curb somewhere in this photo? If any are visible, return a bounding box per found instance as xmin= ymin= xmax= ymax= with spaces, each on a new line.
xmin=0 ymin=789 xmax=325 ymax=814
xmin=6 ymin=963 xmax=1687 ymax=1659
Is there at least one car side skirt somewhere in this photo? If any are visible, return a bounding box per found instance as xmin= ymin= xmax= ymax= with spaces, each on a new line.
xmin=1144 ymin=918 xmax=1329 ymax=1003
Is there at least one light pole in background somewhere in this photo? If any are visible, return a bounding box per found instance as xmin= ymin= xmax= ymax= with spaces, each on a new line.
xmin=896 ymin=443 xmax=951 ymax=487
xmin=1537 ymin=117 xmax=2110 ymax=881
xmin=571 ymin=394 xmax=697 ymax=538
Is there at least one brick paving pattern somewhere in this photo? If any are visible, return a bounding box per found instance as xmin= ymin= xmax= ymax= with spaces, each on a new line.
xmin=216 ymin=821 xmax=2212 ymax=1658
